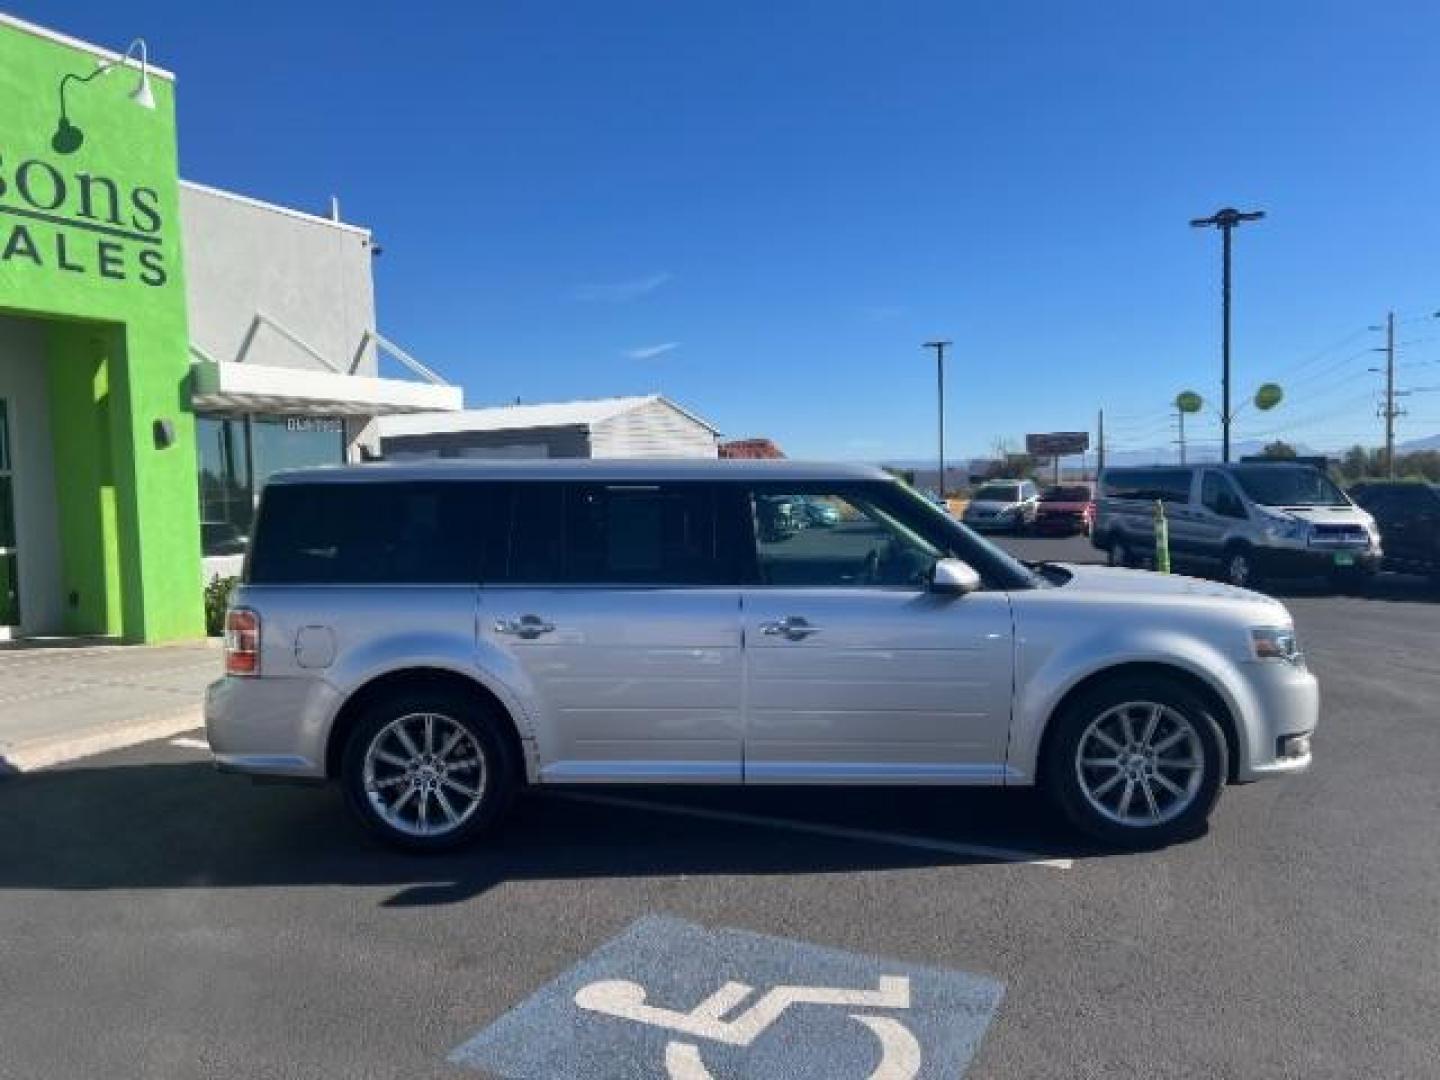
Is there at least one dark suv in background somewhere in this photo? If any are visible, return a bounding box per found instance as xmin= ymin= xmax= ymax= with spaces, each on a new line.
xmin=1350 ymin=482 xmax=1440 ymax=581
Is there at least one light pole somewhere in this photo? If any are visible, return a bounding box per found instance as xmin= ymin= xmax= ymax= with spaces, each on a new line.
xmin=1190 ymin=207 xmax=1265 ymax=462
xmin=922 ymin=340 xmax=951 ymax=497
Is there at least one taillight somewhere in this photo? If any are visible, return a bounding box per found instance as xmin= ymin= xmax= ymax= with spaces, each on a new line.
xmin=225 ymin=608 xmax=260 ymax=677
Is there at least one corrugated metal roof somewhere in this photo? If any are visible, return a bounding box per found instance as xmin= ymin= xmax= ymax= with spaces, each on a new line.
xmin=378 ymin=394 xmax=719 ymax=437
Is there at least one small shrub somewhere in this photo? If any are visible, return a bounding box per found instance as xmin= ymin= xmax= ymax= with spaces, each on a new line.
xmin=204 ymin=574 xmax=239 ymax=637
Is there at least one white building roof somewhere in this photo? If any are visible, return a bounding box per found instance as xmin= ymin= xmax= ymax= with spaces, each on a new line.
xmin=378 ymin=394 xmax=719 ymax=438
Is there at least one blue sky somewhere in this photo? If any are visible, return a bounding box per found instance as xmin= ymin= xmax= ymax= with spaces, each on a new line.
xmin=28 ymin=0 xmax=1440 ymax=460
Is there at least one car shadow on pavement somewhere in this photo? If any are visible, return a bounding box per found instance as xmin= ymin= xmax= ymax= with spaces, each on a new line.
xmin=0 ymin=763 xmax=1128 ymax=907
xmin=1263 ymin=572 xmax=1440 ymax=604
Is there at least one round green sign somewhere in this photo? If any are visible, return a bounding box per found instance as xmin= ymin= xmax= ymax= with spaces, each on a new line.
xmin=1175 ymin=391 xmax=1203 ymax=414
xmin=1254 ymin=383 xmax=1284 ymax=411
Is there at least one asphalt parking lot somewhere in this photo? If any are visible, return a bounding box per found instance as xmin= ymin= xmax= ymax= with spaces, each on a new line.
xmin=2 ymin=533 xmax=1438 ymax=1078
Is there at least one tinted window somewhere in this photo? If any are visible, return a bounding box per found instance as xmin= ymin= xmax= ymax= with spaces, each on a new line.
xmin=249 ymin=482 xmax=489 ymax=584
xmin=495 ymin=481 xmax=730 ymax=585
xmin=563 ymin=483 xmax=721 ymax=584
xmin=1231 ymin=466 xmax=1348 ymax=507
xmin=1042 ymin=485 xmax=1092 ymax=502
xmin=1102 ymin=469 xmax=1192 ymax=503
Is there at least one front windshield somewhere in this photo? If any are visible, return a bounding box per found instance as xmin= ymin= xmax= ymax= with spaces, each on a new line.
xmin=973 ymin=484 xmax=1020 ymax=502
xmin=1230 ymin=467 xmax=1349 ymax=507
xmin=1042 ymin=485 xmax=1092 ymax=502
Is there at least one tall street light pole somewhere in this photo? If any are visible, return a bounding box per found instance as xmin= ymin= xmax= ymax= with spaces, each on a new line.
xmin=922 ymin=340 xmax=951 ymax=497
xmin=1190 ymin=207 xmax=1265 ymax=462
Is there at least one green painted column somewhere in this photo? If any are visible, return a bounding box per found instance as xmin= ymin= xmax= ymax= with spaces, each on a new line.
xmin=0 ymin=20 xmax=203 ymax=640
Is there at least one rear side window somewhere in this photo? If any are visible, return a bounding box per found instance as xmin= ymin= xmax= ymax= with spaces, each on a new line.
xmin=495 ymin=481 xmax=733 ymax=585
xmin=1102 ymin=469 xmax=1192 ymax=503
xmin=249 ymin=482 xmax=489 ymax=584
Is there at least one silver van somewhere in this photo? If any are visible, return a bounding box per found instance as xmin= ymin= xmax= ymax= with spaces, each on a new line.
xmin=1092 ymin=463 xmax=1382 ymax=588
xmin=208 ymin=460 xmax=1317 ymax=851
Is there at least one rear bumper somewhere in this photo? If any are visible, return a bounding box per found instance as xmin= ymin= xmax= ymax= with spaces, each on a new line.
xmin=204 ymin=675 xmax=340 ymax=780
xmin=1033 ymin=515 xmax=1088 ymax=534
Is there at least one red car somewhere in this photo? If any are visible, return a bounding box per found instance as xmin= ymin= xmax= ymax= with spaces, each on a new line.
xmin=1033 ymin=483 xmax=1096 ymax=536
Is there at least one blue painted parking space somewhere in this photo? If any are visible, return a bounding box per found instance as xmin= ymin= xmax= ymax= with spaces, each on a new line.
xmin=450 ymin=914 xmax=1004 ymax=1079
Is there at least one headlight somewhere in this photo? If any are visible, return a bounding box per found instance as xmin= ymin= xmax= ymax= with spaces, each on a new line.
xmin=1262 ymin=516 xmax=1307 ymax=542
xmin=1251 ymin=625 xmax=1303 ymax=664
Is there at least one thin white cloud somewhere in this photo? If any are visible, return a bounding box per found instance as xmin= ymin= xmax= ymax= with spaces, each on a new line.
xmin=624 ymin=342 xmax=681 ymax=361
xmin=574 ymin=272 xmax=672 ymax=302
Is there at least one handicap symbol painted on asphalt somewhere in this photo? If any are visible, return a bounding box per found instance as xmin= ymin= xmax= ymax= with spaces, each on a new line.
xmin=449 ymin=915 xmax=1004 ymax=1079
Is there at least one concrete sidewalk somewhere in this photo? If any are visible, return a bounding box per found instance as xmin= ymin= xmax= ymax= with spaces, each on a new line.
xmin=0 ymin=642 xmax=218 ymax=771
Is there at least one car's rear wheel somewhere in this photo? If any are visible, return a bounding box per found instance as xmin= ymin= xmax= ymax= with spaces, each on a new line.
xmin=341 ymin=688 xmax=516 ymax=851
xmin=1044 ymin=674 xmax=1227 ymax=847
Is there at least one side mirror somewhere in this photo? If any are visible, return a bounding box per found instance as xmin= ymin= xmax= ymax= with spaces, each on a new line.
xmin=930 ymin=558 xmax=981 ymax=596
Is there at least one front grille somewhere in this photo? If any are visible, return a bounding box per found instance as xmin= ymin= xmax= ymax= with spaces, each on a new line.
xmin=1310 ymin=524 xmax=1368 ymax=546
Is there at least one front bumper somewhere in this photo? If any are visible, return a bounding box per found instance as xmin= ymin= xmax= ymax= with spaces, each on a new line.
xmin=964 ymin=515 xmax=1021 ymax=532
xmin=1254 ymin=546 xmax=1381 ymax=578
xmin=1233 ymin=660 xmax=1319 ymax=782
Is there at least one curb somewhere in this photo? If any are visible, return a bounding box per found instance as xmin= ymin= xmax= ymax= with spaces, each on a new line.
xmin=0 ymin=706 xmax=206 ymax=773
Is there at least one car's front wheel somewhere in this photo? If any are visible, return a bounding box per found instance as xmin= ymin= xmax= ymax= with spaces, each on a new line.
xmin=341 ymin=688 xmax=516 ymax=851
xmin=1107 ymin=536 xmax=1135 ymax=568
xmin=1044 ymin=674 xmax=1227 ymax=847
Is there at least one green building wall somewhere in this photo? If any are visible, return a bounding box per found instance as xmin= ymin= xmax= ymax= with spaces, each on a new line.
xmin=0 ymin=21 xmax=203 ymax=640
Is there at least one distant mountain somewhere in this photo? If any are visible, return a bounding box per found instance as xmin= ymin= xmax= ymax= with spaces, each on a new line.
xmin=1398 ymin=433 xmax=1440 ymax=451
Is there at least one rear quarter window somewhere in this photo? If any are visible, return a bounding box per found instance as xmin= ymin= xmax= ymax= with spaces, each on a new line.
xmin=248 ymin=481 xmax=492 ymax=584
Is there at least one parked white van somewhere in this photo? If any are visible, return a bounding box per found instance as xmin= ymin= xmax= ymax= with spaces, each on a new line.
xmin=1092 ymin=463 xmax=1381 ymax=589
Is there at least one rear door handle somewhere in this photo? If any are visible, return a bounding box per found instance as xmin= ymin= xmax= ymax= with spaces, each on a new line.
xmin=759 ymin=615 xmax=821 ymax=641
xmin=494 ymin=614 xmax=556 ymax=639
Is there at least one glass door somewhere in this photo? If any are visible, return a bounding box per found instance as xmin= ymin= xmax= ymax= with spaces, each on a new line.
xmin=0 ymin=398 xmax=19 ymax=632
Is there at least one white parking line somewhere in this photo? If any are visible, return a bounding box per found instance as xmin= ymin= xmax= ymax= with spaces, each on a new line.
xmin=543 ymin=791 xmax=1072 ymax=870
xmin=168 ymin=736 xmax=210 ymax=751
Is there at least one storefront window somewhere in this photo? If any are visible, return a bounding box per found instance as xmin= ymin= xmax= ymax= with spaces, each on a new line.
xmin=197 ymin=414 xmax=345 ymax=557
xmin=250 ymin=416 xmax=346 ymax=490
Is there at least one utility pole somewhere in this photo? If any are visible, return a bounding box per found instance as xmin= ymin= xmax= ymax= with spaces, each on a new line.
xmin=1383 ymin=311 xmax=1398 ymax=479
xmin=1175 ymin=403 xmax=1187 ymax=464
xmin=1190 ymin=207 xmax=1266 ymax=463
xmin=923 ymin=340 xmax=951 ymax=497
xmin=1096 ymin=409 xmax=1105 ymax=477
xmin=1370 ymin=311 xmax=1405 ymax=479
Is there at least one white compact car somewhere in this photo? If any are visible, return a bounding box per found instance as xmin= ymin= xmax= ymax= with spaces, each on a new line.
xmin=207 ymin=461 xmax=1317 ymax=851
xmin=962 ymin=479 xmax=1039 ymax=533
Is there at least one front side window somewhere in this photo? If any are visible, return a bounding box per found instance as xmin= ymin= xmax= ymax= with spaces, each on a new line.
xmin=1201 ymin=472 xmax=1246 ymax=518
xmin=751 ymin=487 xmax=946 ymax=589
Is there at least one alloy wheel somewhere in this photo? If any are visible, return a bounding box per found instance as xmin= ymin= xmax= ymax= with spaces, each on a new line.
xmin=362 ymin=712 xmax=487 ymax=838
xmin=1074 ymin=701 xmax=1204 ymax=827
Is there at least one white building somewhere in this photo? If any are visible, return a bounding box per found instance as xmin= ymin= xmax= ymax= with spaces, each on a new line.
xmin=379 ymin=395 xmax=721 ymax=460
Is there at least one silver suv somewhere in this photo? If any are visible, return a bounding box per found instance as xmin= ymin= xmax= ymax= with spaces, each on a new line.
xmin=207 ymin=460 xmax=1317 ymax=851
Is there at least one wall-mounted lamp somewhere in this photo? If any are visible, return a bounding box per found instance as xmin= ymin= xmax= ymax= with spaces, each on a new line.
xmin=53 ymin=38 xmax=156 ymax=155
xmin=152 ymin=418 xmax=175 ymax=449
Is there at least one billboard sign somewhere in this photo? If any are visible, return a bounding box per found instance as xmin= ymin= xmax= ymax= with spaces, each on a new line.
xmin=1025 ymin=431 xmax=1090 ymax=457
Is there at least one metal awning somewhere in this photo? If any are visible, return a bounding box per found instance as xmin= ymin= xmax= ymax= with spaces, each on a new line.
xmin=189 ymin=360 xmax=463 ymax=416
xmin=187 ymin=312 xmax=463 ymax=416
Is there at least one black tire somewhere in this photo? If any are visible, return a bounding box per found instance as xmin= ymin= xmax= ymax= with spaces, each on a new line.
xmin=340 ymin=687 xmax=517 ymax=852
xmin=1043 ymin=673 xmax=1227 ymax=848
xmin=1222 ymin=543 xmax=1261 ymax=590
xmin=1107 ymin=535 xmax=1134 ymax=569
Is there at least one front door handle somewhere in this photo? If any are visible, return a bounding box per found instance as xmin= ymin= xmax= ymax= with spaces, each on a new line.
xmin=759 ymin=615 xmax=821 ymax=641
xmin=494 ymin=614 xmax=556 ymax=639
